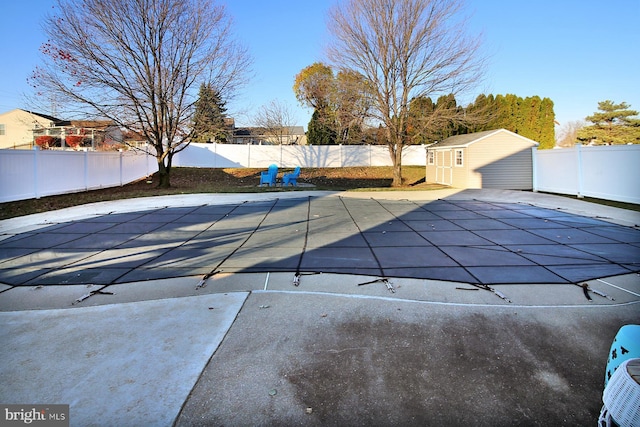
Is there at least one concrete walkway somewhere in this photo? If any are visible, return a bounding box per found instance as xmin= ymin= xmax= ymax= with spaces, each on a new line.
xmin=0 ymin=189 xmax=639 ymax=426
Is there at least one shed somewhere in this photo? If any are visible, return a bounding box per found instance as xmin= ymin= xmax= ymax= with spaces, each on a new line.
xmin=425 ymin=128 xmax=539 ymax=190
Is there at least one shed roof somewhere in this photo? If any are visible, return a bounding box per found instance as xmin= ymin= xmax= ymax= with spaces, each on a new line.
xmin=427 ymin=128 xmax=539 ymax=149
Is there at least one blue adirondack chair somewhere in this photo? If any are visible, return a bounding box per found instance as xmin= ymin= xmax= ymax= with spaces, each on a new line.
xmin=282 ymin=166 xmax=301 ymax=186
xmin=259 ymin=164 xmax=278 ymax=186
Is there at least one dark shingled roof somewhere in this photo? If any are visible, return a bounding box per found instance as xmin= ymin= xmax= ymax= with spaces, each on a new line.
xmin=18 ymin=109 xmax=64 ymax=124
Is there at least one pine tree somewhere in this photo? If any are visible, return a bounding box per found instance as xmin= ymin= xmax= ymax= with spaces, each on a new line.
xmin=577 ymin=101 xmax=640 ymax=145
xmin=465 ymin=94 xmax=489 ymax=133
xmin=307 ymin=109 xmax=337 ymax=145
xmin=434 ymin=94 xmax=458 ymax=141
xmin=191 ymin=83 xmax=228 ymax=143
xmin=537 ymin=97 xmax=556 ymax=149
xmin=407 ymin=96 xmax=435 ymax=144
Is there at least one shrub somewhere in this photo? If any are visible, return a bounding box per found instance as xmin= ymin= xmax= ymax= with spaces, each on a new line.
xmin=35 ymin=135 xmax=56 ymax=149
xmin=66 ymin=135 xmax=84 ymax=147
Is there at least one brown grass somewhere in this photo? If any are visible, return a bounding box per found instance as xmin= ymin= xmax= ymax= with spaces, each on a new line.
xmin=0 ymin=166 xmax=449 ymax=220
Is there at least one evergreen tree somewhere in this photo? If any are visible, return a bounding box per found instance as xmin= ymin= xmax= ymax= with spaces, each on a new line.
xmin=404 ymin=92 xmax=556 ymax=146
xmin=465 ymin=94 xmax=490 ymax=133
xmin=577 ymin=101 xmax=640 ymax=145
xmin=537 ymin=97 xmax=556 ymax=149
xmin=468 ymin=93 xmax=555 ymax=147
xmin=307 ymin=109 xmax=337 ymax=145
xmin=191 ymin=83 xmax=228 ymax=143
xmin=407 ymin=96 xmax=435 ymax=144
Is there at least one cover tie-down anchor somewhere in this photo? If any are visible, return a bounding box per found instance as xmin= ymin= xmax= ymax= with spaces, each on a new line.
xmin=357 ymin=278 xmax=395 ymax=293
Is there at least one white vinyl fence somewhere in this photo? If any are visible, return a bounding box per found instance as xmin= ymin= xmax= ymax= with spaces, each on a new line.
xmin=173 ymin=143 xmax=428 ymax=168
xmin=2 ymin=143 xmax=639 ymax=204
xmin=0 ymin=149 xmax=155 ymax=203
xmin=0 ymin=144 xmax=426 ymax=203
xmin=532 ymin=144 xmax=640 ymax=204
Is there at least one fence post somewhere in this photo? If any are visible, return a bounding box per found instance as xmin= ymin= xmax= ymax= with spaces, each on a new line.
xmin=531 ymin=147 xmax=538 ymax=192
xmin=576 ymin=143 xmax=584 ymax=198
xmin=119 ymin=149 xmax=124 ymax=186
xmin=33 ymin=146 xmax=40 ymax=199
xmin=146 ymin=144 xmax=150 ymax=178
xmin=84 ymin=148 xmax=89 ymax=191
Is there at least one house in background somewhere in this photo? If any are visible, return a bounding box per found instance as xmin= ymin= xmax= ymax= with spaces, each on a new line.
xmin=0 ymin=109 xmax=61 ymax=149
xmin=232 ymin=126 xmax=307 ymax=145
xmin=32 ymin=119 xmax=123 ymax=150
xmin=425 ymin=128 xmax=539 ymax=190
xmin=0 ymin=108 xmax=123 ymax=150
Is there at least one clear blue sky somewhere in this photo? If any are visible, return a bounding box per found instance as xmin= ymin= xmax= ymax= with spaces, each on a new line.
xmin=1 ymin=0 xmax=638 ymax=133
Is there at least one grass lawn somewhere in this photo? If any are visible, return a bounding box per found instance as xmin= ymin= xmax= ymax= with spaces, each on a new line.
xmin=0 ymin=166 xmax=448 ymax=220
xmin=2 ymin=166 xmax=637 ymax=220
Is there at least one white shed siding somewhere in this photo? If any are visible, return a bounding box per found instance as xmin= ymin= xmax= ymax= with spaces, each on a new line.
xmin=425 ymin=129 xmax=538 ymax=189
xmin=467 ymin=134 xmax=535 ymax=189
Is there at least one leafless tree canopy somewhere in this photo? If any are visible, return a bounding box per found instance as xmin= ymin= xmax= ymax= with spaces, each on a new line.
xmin=31 ymin=0 xmax=250 ymax=186
xmin=557 ymin=120 xmax=585 ymax=148
xmin=253 ymin=100 xmax=298 ymax=145
xmin=327 ymin=0 xmax=484 ymax=185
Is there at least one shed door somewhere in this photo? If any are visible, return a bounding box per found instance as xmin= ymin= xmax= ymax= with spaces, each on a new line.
xmin=436 ymin=150 xmax=452 ymax=185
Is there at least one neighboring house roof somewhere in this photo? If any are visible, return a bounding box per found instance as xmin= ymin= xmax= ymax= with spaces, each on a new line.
xmin=286 ymin=126 xmax=305 ymax=135
xmin=234 ymin=128 xmax=254 ymax=136
xmin=69 ymin=120 xmax=115 ymax=129
xmin=1 ymin=109 xmax=116 ymax=129
xmin=0 ymin=108 xmax=63 ymax=124
xmin=233 ymin=126 xmax=305 ymax=137
xmin=17 ymin=109 xmax=64 ymax=124
xmin=427 ymin=128 xmax=539 ymax=149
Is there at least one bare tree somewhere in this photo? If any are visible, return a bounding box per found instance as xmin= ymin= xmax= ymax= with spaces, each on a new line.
xmin=253 ymin=100 xmax=299 ymax=145
xmin=332 ymin=70 xmax=374 ymax=144
xmin=30 ymin=0 xmax=250 ymax=187
xmin=327 ymin=0 xmax=484 ymax=185
xmin=556 ymin=120 xmax=585 ymax=148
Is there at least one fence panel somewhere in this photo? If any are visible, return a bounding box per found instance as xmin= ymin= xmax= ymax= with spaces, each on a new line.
xmin=533 ymin=144 xmax=640 ymax=204
xmin=0 ymin=149 xmax=153 ymax=203
xmin=580 ymin=145 xmax=639 ymax=203
xmin=6 ymin=143 xmax=636 ymax=205
xmin=173 ymin=143 xmax=427 ymax=168
xmin=402 ymin=145 xmax=427 ymax=165
xmin=86 ymin=151 xmax=121 ymax=190
xmin=0 ymin=150 xmax=36 ymax=202
xmin=534 ymin=148 xmax=579 ymax=195
xmin=121 ymin=151 xmax=154 ymax=185
xmin=210 ymin=143 xmax=247 ymax=168
xmin=37 ymin=150 xmax=87 ymax=198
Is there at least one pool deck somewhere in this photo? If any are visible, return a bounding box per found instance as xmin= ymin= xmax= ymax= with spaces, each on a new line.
xmin=1 ymin=189 xmax=639 ymax=426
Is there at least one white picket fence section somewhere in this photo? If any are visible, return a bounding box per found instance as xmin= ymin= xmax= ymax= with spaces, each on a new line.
xmin=532 ymin=144 xmax=640 ymax=204
xmin=1 ymin=143 xmax=638 ymax=204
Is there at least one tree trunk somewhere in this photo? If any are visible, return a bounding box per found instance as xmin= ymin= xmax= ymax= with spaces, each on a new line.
xmin=390 ymin=142 xmax=403 ymax=187
xmin=157 ymin=158 xmax=171 ymax=188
